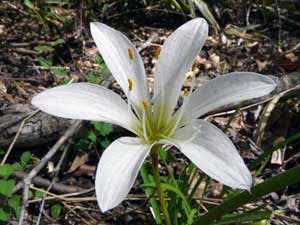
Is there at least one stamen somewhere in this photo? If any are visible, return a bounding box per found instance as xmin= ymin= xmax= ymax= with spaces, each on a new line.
xmin=142 ymin=100 xmax=149 ymax=109
xmin=128 ymin=78 xmax=133 ymax=91
xmin=192 ymin=60 xmax=198 ymax=72
xmin=168 ymin=75 xmax=197 ymax=137
xmin=183 ymin=88 xmax=189 ymax=96
xmin=128 ymin=48 xmax=134 ymax=60
xmin=154 ymin=47 xmax=161 ymax=59
xmin=142 ymin=108 xmax=150 ymax=143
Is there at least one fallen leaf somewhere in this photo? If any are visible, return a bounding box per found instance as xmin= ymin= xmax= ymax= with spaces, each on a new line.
xmin=256 ymin=59 xmax=268 ymax=72
xmin=67 ymin=154 xmax=89 ymax=173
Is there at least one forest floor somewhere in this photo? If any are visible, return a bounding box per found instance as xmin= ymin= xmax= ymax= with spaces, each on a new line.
xmin=1 ymin=1 xmax=300 ymax=224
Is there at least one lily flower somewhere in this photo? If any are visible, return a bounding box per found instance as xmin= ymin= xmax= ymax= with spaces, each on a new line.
xmin=31 ymin=18 xmax=276 ymax=212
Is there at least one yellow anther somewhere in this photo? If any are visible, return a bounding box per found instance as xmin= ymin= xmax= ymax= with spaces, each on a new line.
xmin=142 ymin=100 xmax=149 ymax=109
xmin=128 ymin=78 xmax=133 ymax=91
xmin=183 ymin=88 xmax=189 ymax=96
xmin=154 ymin=47 xmax=161 ymax=59
xmin=128 ymin=48 xmax=134 ymax=60
xmin=192 ymin=60 xmax=198 ymax=72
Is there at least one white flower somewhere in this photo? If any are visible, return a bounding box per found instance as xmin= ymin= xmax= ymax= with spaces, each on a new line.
xmin=31 ymin=18 xmax=276 ymax=212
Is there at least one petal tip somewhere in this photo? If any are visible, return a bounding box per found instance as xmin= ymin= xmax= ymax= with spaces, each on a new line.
xmin=31 ymin=94 xmax=42 ymax=109
xmin=239 ymin=172 xmax=253 ymax=191
xmin=99 ymin=203 xmax=112 ymax=213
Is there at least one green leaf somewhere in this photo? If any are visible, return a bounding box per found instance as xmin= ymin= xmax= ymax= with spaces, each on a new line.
xmin=51 ymin=204 xmax=62 ymax=218
xmin=0 ymin=149 xmax=5 ymax=156
xmin=100 ymin=64 xmax=109 ymax=75
xmin=11 ymin=163 xmax=22 ymax=171
xmin=141 ymin=182 xmax=192 ymax=216
xmin=249 ymin=220 xmax=269 ymax=225
xmin=8 ymin=195 xmax=21 ymax=209
xmin=87 ymin=130 xmax=97 ymax=143
xmin=0 ymin=164 xmax=14 ymax=179
xmin=140 ymin=165 xmax=162 ymax=224
xmin=28 ymin=190 xmax=33 ymax=199
xmin=100 ymin=138 xmax=110 ymax=148
xmin=91 ymin=121 xmax=113 ymax=136
xmin=0 ymin=207 xmax=9 ymax=222
xmin=249 ymin=133 xmax=300 ymax=170
xmin=24 ymin=0 xmax=34 ymax=9
xmin=192 ymin=0 xmax=220 ymax=31
xmin=50 ymin=39 xmax=65 ymax=47
xmin=20 ymin=151 xmax=32 ymax=167
xmin=214 ymin=210 xmax=272 ymax=224
xmin=34 ymin=45 xmax=54 ymax=53
xmin=193 ymin=166 xmax=300 ymax=224
xmin=34 ymin=190 xmax=44 ymax=199
xmin=0 ymin=179 xmax=15 ymax=196
xmin=158 ymin=147 xmax=167 ymax=161
xmin=85 ymin=73 xmax=101 ymax=84
xmin=95 ymin=55 xmax=103 ymax=65
xmin=51 ymin=68 xmax=69 ymax=77
xmin=60 ymin=79 xmax=72 ymax=85
xmin=35 ymin=56 xmax=53 ymax=67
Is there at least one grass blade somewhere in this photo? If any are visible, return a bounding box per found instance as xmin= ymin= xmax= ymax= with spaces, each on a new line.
xmin=193 ymin=166 xmax=300 ymax=224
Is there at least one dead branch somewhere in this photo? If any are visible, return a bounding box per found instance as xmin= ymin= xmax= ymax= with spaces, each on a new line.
xmin=18 ymin=120 xmax=82 ymax=225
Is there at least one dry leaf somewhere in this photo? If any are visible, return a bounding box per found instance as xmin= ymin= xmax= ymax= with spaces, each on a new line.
xmin=67 ymin=153 xmax=89 ymax=173
xmin=256 ymin=59 xmax=268 ymax=72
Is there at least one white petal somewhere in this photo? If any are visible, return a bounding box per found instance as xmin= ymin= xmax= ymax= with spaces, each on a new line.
xmin=31 ymin=83 xmax=137 ymax=132
xmin=153 ymin=18 xmax=208 ymax=121
xmin=95 ymin=137 xmax=151 ymax=212
xmin=186 ymin=72 xmax=276 ymax=118
xmin=173 ymin=119 xmax=252 ymax=190
xmin=90 ymin=22 xmax=149 ymax=108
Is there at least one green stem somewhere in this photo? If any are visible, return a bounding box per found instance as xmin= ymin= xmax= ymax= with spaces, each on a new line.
xmin=192 ymin=166 xmax=300 ymax=224
xmin=151 ymin=146 xmax=172 ymax=225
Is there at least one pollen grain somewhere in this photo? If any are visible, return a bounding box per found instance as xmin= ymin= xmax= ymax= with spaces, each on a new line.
xmin=128 ymin=48 xmax=134 ymax=60
xmin=183 ymin=88 xmax=189 ymax=96
xmin=128 ymin=78 xmax=133 ymax=91
xmin=142 ymin=100 xmax=149 ymax=109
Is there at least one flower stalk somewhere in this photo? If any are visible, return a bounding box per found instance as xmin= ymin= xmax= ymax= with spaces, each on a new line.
xmin=151 ymin=145 xmax=171 ymax=225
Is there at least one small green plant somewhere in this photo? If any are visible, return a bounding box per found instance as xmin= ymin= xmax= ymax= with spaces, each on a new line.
xmin=50 ymin=203 xmax=62 ymax=218
xmin=0 ymin=152 xmax=32 ymax=222
xmin=23 ymin=0 xmax=74 ymax=29
xmin=35 ymin=56 xmax=53 ymax=68
xmin=74 ymin=121 xmax=114 ymax=153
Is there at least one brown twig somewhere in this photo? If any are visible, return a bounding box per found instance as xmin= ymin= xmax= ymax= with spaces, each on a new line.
xmin=1 ymin=109 xmax=39 ymax=165
xmin=18 ymin=120 xmax=82 ymax=225
xmin=35 ymin=140 xmax=72 ymax=225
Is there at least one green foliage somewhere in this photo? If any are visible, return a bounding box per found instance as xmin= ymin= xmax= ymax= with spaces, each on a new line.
xmin=35 ymin=56 xmax=53 ymax=68
xmin=22 ymin=0 xmax=75 ymax=28
xmin=0 ymin=151 xmax=34 ymax=222
xmin=34 ymin=190 xmax=44 ymax=199
xmin=140 ymin=131 xmax=300 ymax=225
xmin=50 ymin=39 xmax=65 ymax=47
xmin=24 ymin=0 xmax=35 ymax=9
xmin=193 ymin=166 xmax=300 ymax=224
xmin=73 ymin=121 xmax=114 ymax=153
xmin=50 ymin=203 xmax=62 ymax=218
xmin=0 ymin=164 xmax=15 ymax=180
xmin=96 ymin=56 xmax=109 ymax=76
xmin=34 ymin=45 xmax=54 ymax=53
xmin=0 ymin=207 xmax=9 ymax=222
xmin=20 ymin=151 xmax=32 ymax=167
xmin=51 ymin=68 xmax=69 ymax=77
xmin=85 ymin=72 xmax=101 ymax=84
xmin=0 ymin=179 xmax=15 ymax=196
xmin=83 ymin=56 xmax=108 ymax=84
xmin=91 ymin=121 xmax=113 ymax=136
xmin=140 ymin=149 xmax=203 ymax=225
xmin=8 ymin=195 xmax=21 ymax=209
